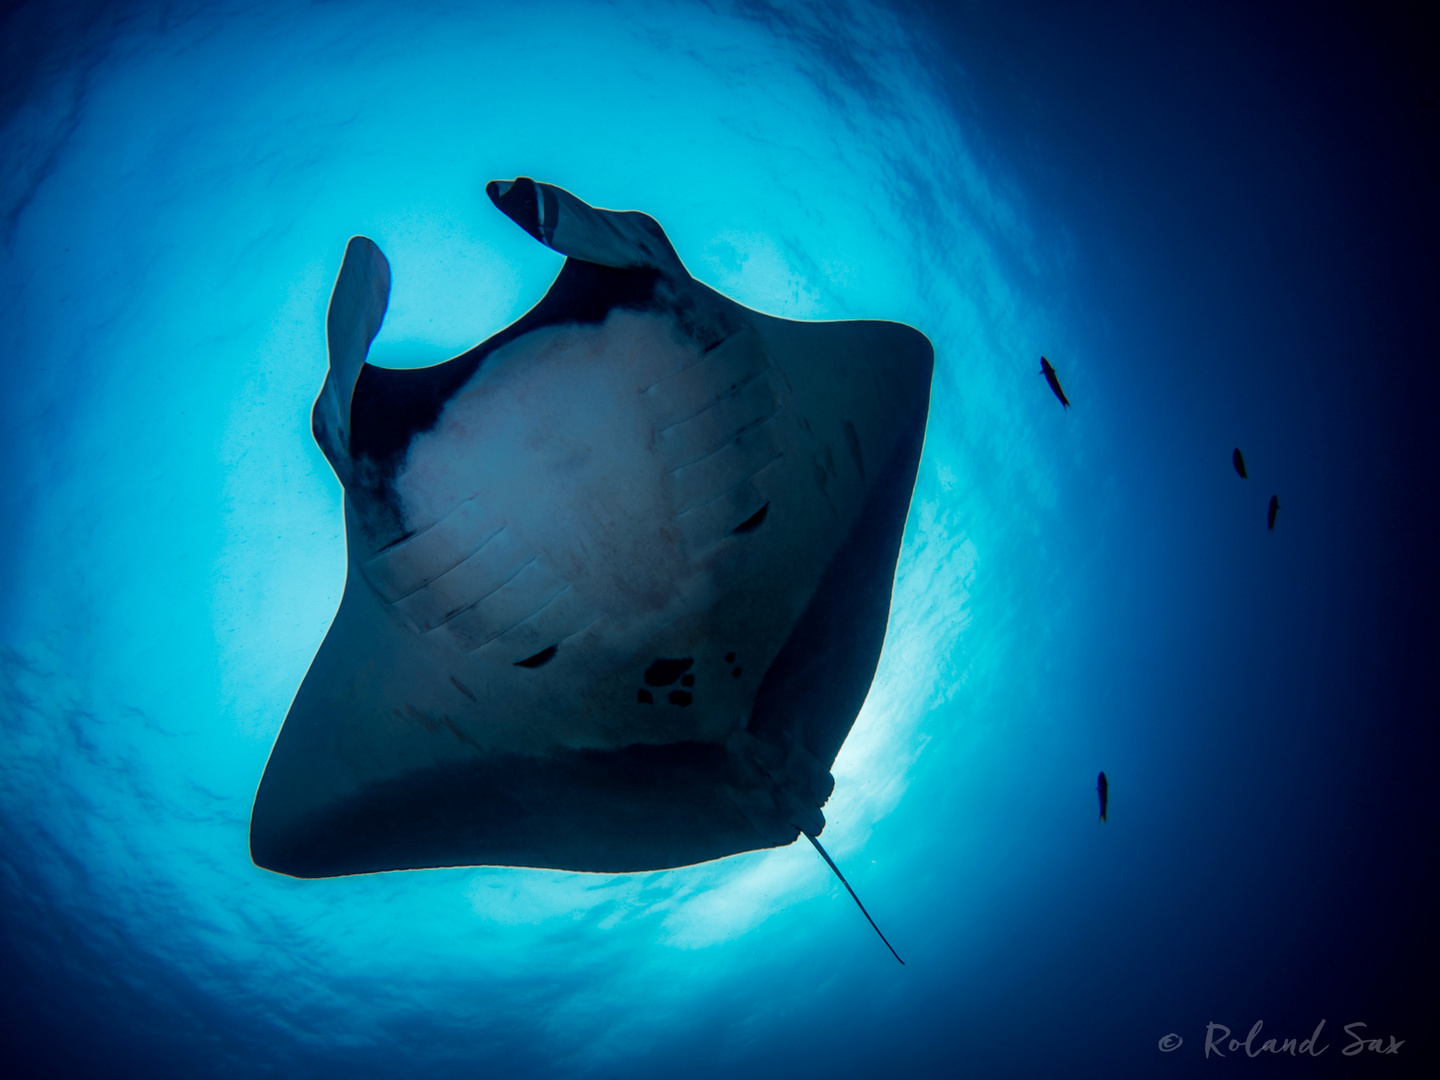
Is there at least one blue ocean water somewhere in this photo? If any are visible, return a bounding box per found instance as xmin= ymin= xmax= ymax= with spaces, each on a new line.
xmin=1 ymin=1 xmax=1434 ymax=1077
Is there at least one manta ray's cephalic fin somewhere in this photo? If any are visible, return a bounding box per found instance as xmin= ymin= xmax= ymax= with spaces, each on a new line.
xmin=313 ymin=236 xmax=391 ymax=485
xmin=485 ymin=176 xmax=686 ymax=275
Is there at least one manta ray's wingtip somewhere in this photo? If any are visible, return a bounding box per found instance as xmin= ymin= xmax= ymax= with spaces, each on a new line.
xmin=247 ymin=803 xmax=300 ymax=878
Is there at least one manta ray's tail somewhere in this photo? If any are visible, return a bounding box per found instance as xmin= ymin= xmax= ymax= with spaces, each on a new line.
xmin=803 ymin=831 xmax=905 ymax=965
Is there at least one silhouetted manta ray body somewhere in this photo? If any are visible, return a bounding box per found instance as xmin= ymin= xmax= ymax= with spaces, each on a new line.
xmin=250 ymin=180 xmax=933 ymax=934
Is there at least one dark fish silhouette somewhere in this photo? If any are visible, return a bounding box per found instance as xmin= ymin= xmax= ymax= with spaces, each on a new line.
xmin=249 ymin=178 xmax=931 ymax=963
xmin=1268 ymin=495 xmax=1280 ymax=530
xmin=1097 ymin=771 xmax=1108 ymax=823
xmin=1039 ymin=356 xmax=1069 ymax=408
xmin=1232 ymin=447 xmax=1247 ymax=478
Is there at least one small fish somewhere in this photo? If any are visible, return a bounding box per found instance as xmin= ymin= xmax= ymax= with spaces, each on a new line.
xmin=1039 ymin=356 xmax=1069 ymax=408
xmin=1232 ymin=447 xmax=1247 ymax=478
xmin=1268 ymin=495 xmax=1280 ymax=530
xmin=1097 ymin=771 xmax=1108 ymax=823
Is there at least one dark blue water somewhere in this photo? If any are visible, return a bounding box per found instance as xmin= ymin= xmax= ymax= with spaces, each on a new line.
xmin=1 ymin=1 xmax=1434 ymax=1076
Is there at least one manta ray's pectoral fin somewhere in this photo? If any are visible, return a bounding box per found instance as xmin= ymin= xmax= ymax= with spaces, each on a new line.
xmin=313 ymin=236 xmax=391 ymax=484
xmin=486 ymin=176 xmax=685 ymax=275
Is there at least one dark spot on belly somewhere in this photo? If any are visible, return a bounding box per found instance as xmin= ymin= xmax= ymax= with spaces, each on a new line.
xmin=514 ymin=644 xmax=558 ymax=668
xmin=725 ymin=652 xmax=736 ymax=662
xmin=644 ymin=657 xmax=693 ymax=685
xmin=732 ymin=667 xmax=742 ymax=678
xmin=680 ymin=673 xmax=695 ymax=687
xmin=637 ymin=689 xmax=653 ymax=704
xmin=668 ymin=690 xmax=692 ymax=707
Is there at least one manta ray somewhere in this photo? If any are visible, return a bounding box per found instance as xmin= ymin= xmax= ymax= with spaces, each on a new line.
xmin=250 ymin=180 xmax=931 ymax=957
